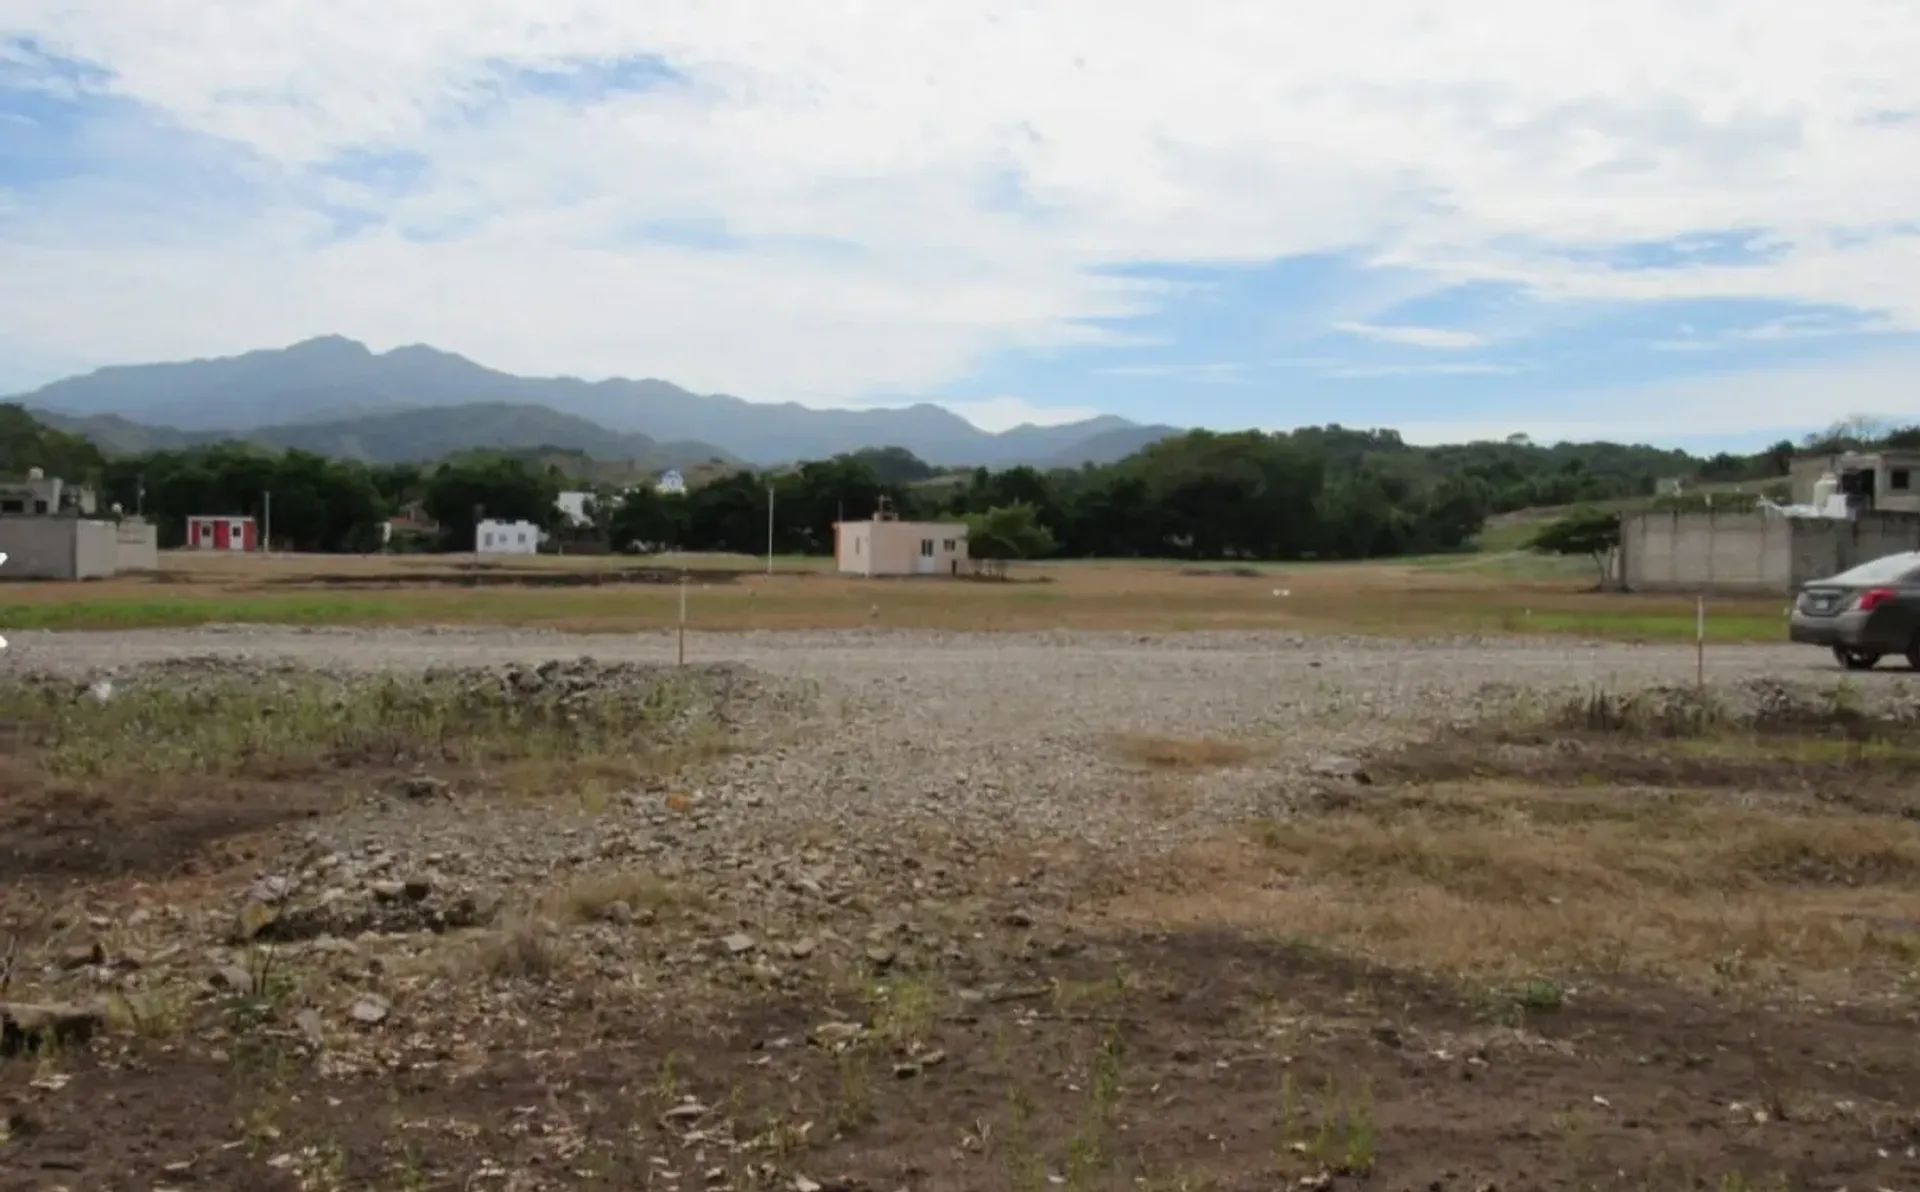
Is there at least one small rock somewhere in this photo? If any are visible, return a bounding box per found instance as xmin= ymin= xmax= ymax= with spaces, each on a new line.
xmin=1 ymin=1001 xmax=106 ymax=1057
xmin=788 ymin=937 xmax=818 ymax=959
xmin=1307 ymin=755 xmax=1372 ymax=784
xmin=348 ymin=995 xmax=391 ymax=1026
xmin=59 ymin=942 xmax=105 ymax=971
xmin=400 ymin=775 xmax=450 ymax=800
xmin=723 ymin=933 xmax=757 ymax=956
xmin=231 ymin=900 xmax=278 ymax=942
xmin=811 ymin=1022 xmax=864 ymax=1048
xmin=602 ymin=901 xmax=635 ymax=926
xmin=210 ymin=965 xmax=255 ymax=993
xmin=368 ymin=881 xmax=407 ymax=902
xmin=295 ymin=1009 xmax=326 ymax=1048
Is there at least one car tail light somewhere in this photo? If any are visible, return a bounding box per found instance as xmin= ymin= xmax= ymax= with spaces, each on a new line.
xmin=1858 ymin=587 xmax=1897 ymax=612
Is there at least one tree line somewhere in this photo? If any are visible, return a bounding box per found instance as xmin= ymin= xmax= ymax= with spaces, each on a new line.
xmin=0 ymin=404 xmax=1849 ymax=561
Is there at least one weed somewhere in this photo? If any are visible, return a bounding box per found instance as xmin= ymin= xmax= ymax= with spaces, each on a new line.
xmin=1508 ymin=977 xmax=1566 ymax=1014
xmin=866 ymin=974 xmax=937 ymax=1049
xmin=1109 ymin=733 xmax=1254 ymax=769
xmin=831 ymin=1043 xmax=875 ymax=1135
xmin=221 ymin=945 xmax=295 ymax=1030
xmin=465 ymin=920 xmax=566 ymax=981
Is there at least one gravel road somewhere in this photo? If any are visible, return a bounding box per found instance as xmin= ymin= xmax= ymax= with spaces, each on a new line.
xmin=2 ymin=626 xmax=1870 ymax=848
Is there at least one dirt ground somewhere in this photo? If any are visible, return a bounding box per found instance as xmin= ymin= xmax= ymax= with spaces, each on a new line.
xmin=0 ymin=548 xmax=1787 ymax=638
xmin=0 ymin=630 xmax=1915 ymax=1191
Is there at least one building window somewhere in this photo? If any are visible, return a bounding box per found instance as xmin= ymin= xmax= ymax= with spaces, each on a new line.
xmin=483 ymin=532 xmax=494 ymax=547
xmin=920 ymin=539 xmax=934 ymax=557
xmin=942 ymin=539 xmax=955 ymax=552
xmin=1894 ymin=469 xmax=1912 ymax=491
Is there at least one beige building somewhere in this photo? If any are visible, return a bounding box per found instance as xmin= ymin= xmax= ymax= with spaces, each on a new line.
xmin=834 ymin=516 xmax=969 ymax=576
xmin=1791 ymin=450 xmax=1920 ymax=514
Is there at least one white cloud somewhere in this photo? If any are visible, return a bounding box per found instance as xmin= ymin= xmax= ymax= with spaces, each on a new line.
xmin=1095 ymin=362 xmax=1247 ymax=381
xmin=1325 ymin=362 xmax=1519 ymax=378
xmin=1651 ymin=311 xmax=1900 ymax=351
xmin=2 ymin=0 xmax=1920 ymax=411
xmin=1331 ymin=321 xmax=1488 ymax=350
xmin=1389 ymin=344 xmax=1920 ymax=445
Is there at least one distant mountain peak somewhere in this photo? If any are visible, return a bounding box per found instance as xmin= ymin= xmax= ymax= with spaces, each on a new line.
xmin=9 ymin=337 xmax=1183 ymax=468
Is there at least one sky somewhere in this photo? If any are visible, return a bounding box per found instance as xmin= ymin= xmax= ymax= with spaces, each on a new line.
xmin=5 ymin=2 xmax=1920 ymax=450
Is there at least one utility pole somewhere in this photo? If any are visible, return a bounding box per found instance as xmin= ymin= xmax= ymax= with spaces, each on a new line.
xmin=766 ymin=483 xmax=775 ymax=575
xmin=263 ymin=490 xmax=272 ymax=554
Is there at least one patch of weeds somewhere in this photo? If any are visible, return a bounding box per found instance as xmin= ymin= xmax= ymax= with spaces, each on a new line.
xmin=0 ymin=668 xmax=734 ymax=782
xmin=1508 ymin=977 xmax=1566 ymax=1013
xmin=544 ymin=870 xmax=684 ymax=924
xmin=1554 ymin=687 xmax=1726 ymax=738
xmin=106 ymin=988 xmax=189 ymax=1039
xmin=221 ymin=945 xmax=296 ymax=1031
xmin=1278 ymin=1073 xmax=1376 ymax=1177
xmin=463 ymin=920 xmax=567 ymax=981
xmin=1108 ymin=732 xmax=1255 ymax=770
xmin=830 ymin=1041 xmax=877 ymax=1135
xmin=1052 ymin=967 xmax=1133 ymax=1017
xmin=866 ymin=974 xmax=937 ymax=1049
xmin=1002 ymin=1084 xmax=1049 ymax=1192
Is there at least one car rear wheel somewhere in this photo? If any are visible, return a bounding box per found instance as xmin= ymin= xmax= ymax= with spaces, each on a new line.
xmin=1907 ymin=636 xmax=1920 ymax=671
xmin=1834 ymin=646 xmax=1882 ymax=671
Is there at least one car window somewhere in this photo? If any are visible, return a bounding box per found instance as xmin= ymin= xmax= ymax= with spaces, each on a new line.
xmin=1828 ymin=554 xmax=1920 ymax=584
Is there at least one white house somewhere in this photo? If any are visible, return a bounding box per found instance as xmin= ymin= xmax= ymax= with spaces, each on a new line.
xmin=555 ymin=490 xmax=594 ymax=527
xmin=476 ymin=518 xmax=543 ymax=555
xmin=657 ymin=469 xmax=687 ymax=495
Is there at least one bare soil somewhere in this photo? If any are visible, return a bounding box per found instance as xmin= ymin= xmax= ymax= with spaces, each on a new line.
xmin=0 ymin=631 xmax=1915 ymax=1191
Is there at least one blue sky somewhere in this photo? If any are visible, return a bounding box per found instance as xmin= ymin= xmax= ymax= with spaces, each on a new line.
xmin=6 ymin=2 xmax=1920 ymax=449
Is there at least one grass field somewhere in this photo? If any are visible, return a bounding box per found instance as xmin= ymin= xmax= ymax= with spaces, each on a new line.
xmin=0 ymin=547 xmax=1788 ymax=641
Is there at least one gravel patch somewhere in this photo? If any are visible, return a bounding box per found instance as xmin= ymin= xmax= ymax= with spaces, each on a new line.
xmin=1 ymin=626 xmax=1885 ymax=855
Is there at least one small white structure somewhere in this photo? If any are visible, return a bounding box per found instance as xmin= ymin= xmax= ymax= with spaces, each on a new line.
xmin=1759 ymin=472 xmax=1853 ymax=520
xmin=834 ymin=515 xmax=969 ymax=576
xmin=555 ymin=490 xmax=594 ymax=527
xmin=657 ymin=469 xmax=687 ymax=495
xmin=476 ymin=518 xmax=542 ymax=555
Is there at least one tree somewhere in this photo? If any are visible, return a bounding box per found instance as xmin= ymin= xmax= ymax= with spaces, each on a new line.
xmin=607 ymin=486 xmax=690 ymax=553
xmin=964 ymin=503 xmax=1056 ymax=577
xmin=422 ymin=457 xmax=561 ymax=551
xmin=1528 ymin=507 xmax=1621 ymax=589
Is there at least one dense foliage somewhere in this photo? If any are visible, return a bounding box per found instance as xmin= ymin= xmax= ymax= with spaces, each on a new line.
xmin=0 ymin=403 xmax=1858 ymax=561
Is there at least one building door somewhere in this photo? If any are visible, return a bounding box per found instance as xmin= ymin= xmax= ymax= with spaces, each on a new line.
xmin=916 ymin=538 xmax=937 ymax=574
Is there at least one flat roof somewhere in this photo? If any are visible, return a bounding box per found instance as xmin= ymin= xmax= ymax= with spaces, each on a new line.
xmin=833 ymin=518 xmax=967 ymax=529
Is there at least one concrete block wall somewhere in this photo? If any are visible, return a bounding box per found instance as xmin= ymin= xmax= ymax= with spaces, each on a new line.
xmin=1619 ymin=510 xmax=1791 ymax=593
xmin=74 ymin=519 xmax=118 ymax=578
xmin=0 ymin=516 xmax=82 ymax=579
xmin=1623 ymin=509 xmax=1920 ymax=594
xmin=114 ymin=520 xmax=158 ymax=571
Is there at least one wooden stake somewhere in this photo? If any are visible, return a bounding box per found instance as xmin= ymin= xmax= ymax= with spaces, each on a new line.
xmin=677 ymin=576 xmax=688 ymax=667
xmin=1695 ymin=594 xmax=1706 ymax=693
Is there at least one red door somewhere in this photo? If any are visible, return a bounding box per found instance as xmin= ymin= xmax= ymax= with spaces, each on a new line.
xmin=213 ymin=520 xmax=230 ymax=550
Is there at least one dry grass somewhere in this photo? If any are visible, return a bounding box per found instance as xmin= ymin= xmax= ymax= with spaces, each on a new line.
xmin=542 ymin=870 xmax=686 ymax=923
xmin=463 ymin=920 xmax=569 ymax=980
xmin=1111 ymin=781 xmax=1920 ymax=993
xmin=1108 ymin=732 xmax=1256 ymax=769
xmin=1 ymin=552 xmax=1791 ymax=639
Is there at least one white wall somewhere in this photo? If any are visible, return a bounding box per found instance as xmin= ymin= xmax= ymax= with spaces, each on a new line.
xmin=476 ymin=519 xmax=542 ymax=555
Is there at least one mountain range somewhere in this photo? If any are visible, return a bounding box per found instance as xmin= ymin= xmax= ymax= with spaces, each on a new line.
xmin=11 ymin=336 xmax=1180 ymax=469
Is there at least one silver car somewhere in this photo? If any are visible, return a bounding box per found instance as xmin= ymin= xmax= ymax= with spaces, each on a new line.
xmin=1788 ymin=550 xmax=1920 ymax=670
